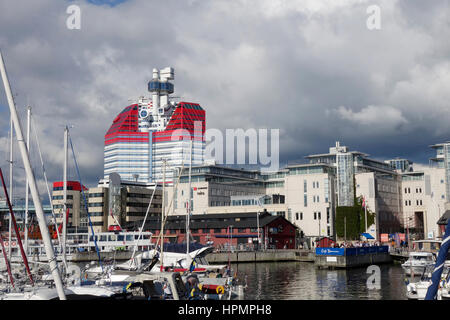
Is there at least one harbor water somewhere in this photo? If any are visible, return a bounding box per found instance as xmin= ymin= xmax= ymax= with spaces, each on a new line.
xmin=233 ymin=262 xmax=407 ymax=300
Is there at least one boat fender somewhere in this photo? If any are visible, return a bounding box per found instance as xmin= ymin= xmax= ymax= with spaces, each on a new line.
xmin=216 ymin=285 xmax=224 ymax=294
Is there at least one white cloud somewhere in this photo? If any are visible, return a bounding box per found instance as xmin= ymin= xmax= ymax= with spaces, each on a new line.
xmin=334 ymin=105 xmax=408 ymax=131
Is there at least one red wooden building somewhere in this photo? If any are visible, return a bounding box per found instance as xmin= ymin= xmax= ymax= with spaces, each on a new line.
xmin=125 ymin=212 xmax=299 ymax=250
xmin=315 ymin=236 xmax=336 ymax=248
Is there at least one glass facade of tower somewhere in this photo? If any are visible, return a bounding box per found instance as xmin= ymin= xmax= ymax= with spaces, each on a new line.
xmin=445 ymin=144 xmax=450 ymax=201
xmin=336 ymin=153 xmax=354 ymax=206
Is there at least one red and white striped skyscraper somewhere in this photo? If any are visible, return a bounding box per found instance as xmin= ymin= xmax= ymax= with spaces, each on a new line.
xmin=104 ymin=67 xmax=205 ymax=184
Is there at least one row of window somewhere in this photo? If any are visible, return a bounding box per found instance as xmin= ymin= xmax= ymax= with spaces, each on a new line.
xmin=89 ymin=193 xmax=104 ymax=198
xmin=210 ymin=201 xmax=230 ymax=207
xmin=231 ymin=199 xmax=260 ymax=206
xmin=152 ymin=228 xmax=250 ymax=234
xmin=126 ymin=202 xmax=162 ymax=208
xmin=53 ymin=186 xmax=75 ymax=191
xmin=404 ymin=187 xmax=422 ymax=194
xmin=296 ymin=210 xmax=331 ymax=223
xmin=52 ymin=195 xmax=74 ymax=200
xmin=405 ymin=199 xmax=423 ymax=206
xmin=88 ymin=203 xmax=104 ymax=207
xmin=53 ymin=204 xmax=73 ymax=209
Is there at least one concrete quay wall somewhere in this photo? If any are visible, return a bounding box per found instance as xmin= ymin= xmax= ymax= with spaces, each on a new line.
xmin=207 ymin=250 xmax=315 ymax=263
xmin=314 ymin=252 xmax=392 ymax=269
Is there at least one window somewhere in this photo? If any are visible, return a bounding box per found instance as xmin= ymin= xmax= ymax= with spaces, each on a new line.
xmin=318 ymin=212 xmax=321 ymax=220
xmin=296 ymin=212 xmax=299 ymax=220
xmin=304 ymin=194 xmax=307 ymax=207
xmin=314 ymin=212 xmax=317 ymax=220
xmin=304 ymin=180 xmax=307 ymax=193
xmin=300 ymin=212 xmax=303 ymax=220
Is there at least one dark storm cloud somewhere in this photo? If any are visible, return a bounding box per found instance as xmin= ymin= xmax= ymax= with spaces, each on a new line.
xmin=0 ymin=0 xmax=449 ymax=195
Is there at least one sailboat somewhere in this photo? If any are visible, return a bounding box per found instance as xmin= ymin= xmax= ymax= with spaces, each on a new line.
xmin=0 ymin=50 xmax=67 ymax=299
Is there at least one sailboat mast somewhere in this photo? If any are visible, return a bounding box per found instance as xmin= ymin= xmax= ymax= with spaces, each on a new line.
xmin=160 ymin=159 xmax=166 ymax=271
xmin=8 ymin=116 xmax=13 ymax=260
xmin=62 ymin=126 xmax=68 ymax=269
xmin=186 ymin=139 xmax=193 ymax=256
xmin=24 ymin=106 xmax=31 ymax=254
xmin=0 ymin=50 xmax=66 ymax=300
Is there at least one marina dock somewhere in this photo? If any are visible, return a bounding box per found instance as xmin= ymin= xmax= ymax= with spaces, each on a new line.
xmin=207 ymin=247 xmax=392 ymax=268
xmin=314 ymin=246 xmax=392 ymax=269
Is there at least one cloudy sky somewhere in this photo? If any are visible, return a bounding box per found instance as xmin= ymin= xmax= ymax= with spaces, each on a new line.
xmin=0 ymin=0 xmax=449 ymax=198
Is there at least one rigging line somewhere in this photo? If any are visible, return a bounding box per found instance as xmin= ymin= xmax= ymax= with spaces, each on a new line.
xmin=30 ymin=116 xmax=65 ymax=256
xmin=153 ymin=160 xmax=185 ymax=254
xmin=0 ymin=168 xmax=34 ymax=285
xmin=129 ymin=184 xmax=158 ymax=266
xmin=67 ymin=132 xmax=103 ymax=271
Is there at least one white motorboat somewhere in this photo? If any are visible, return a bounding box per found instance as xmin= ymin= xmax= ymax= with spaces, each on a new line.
xmin=406 ymin=261 xmax=450 ymax=300
xmin=402 ymin=252 xmax=435 ymax=276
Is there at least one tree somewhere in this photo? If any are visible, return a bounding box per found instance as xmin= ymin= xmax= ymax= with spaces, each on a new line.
xmin=335 ymin=175 xmax=376 ymax=240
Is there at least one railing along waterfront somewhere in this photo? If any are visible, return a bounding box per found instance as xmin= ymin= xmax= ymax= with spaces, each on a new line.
xmin=315 ymin=246 xmax=389 ymax=256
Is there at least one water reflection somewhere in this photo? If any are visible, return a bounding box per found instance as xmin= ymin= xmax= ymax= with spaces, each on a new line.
xmin=234 ymin=262 xmax=407 ymax=300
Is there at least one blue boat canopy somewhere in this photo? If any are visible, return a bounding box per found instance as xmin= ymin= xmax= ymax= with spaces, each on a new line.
xmin=361 ymin=233 xmax=375 ymax=239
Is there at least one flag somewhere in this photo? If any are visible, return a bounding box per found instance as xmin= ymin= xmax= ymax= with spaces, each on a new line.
xmin=362 ymin=196 xmax=366 ymax=209
xmin=189 ymin=259 xmax=197 ymax=272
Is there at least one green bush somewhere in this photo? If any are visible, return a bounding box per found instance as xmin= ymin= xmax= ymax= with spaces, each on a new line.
xmin=335 ymin=206 xmax=360 ymax=240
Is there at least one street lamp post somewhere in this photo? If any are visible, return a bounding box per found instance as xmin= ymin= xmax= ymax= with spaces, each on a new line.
xmin=256 ymin=196 xmax=266 ymax=251
xmin=257 ymin=211 xmax=260 ymax=250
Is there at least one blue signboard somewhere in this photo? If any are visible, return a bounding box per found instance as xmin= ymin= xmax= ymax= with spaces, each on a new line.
xmin=315 ymin=248 xmax=345 ymax=256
